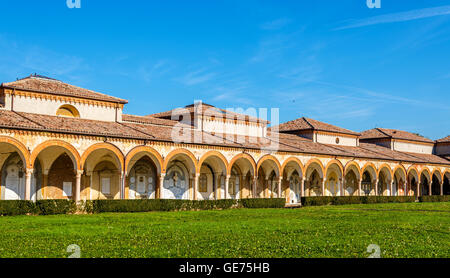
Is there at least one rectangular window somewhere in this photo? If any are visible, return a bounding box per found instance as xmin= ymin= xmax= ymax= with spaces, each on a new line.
xmin=63 ymin=182 xmax=72 ymax=197
xmin=101 ymin=177 xmax=111 ymax=195
xmin=137 ymin=176 xmax=146 ymax=194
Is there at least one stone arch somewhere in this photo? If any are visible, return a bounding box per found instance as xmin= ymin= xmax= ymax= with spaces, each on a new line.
xmin=163 ymin=148 xmax=198 ymax=174
xmin=407 ymin=166 xmax=419 ymax=180
xmin=281 ymin=157 xmax=304 ymax=179
xmin=420 ymin=167 xmax=431 ymax=180
xmin=361 ymin=162 xmax=378 ymax=181
xmin=419 ymin=167 xmax=431 ymax=196
xmin=305 ymin=158 xmax=324 ymax=179
xmin=444 ymin=170 xmax=450 ymax=195
xmin=0 ymin=136 xmax=30 ymax=168
xmin=361 ymin=163 xmax=377 ymax=196
xmin=431 ymin=169 xmax=442 ymax=196
xmin=257 ymin=154 xmax=281 ymax=178
xmin=377 ymin=164 xmax=393 ymax=179
xmin=125 ymin=146 xmax=163 ymax=175
xmin=304 ymin=159 xmax=324 ymax=197
xmin=198 ymin=151 xmax=228 ymax=174
xmin=392 ymin=165 xmax=407 ymax=196
xmin=378 ymin=165 xmax=392 ymax=196
xmin=325 ymin=159 xmax=344 ymax=176
xmin=393 ymin=164 xmax=407 ymax=180
xmin=324 ymin=160 xmax=343 ymax=197
xmin=198 ymin=151 xmax=229 ymax=200
xmin=344 ymin=161 xmax=361 ymax=177
xmin=227 ymin=153 xmax=256 ymax=176
xmin=81 ymin=143 xmax=124 ymax=172
xmin=431 ymin=169 xmax=443 ymax=183
xmin=31 ymin=140 xmax=81 ymax=171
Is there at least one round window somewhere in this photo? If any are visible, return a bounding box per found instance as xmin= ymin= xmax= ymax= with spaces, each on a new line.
xmin=335 ymin=138 xmax=340 ymax=144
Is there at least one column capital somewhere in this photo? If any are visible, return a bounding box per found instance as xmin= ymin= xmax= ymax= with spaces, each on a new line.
xmin=76 ymin=170 xmax=84 ymax=176
xmin=26 ymin=168 xmax=34 ymax=176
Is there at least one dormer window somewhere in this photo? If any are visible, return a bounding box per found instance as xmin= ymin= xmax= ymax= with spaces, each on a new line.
xmin=56 ymin=105 xmax=80 ymax=118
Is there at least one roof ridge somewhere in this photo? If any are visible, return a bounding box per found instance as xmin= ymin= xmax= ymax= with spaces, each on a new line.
xmin=302 ymin=117 xmax=315 ymax=129
xmin=375 ymin=127 xmax=391 ymax=138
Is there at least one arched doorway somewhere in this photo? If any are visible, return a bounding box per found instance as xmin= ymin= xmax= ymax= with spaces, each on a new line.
xmin=128 ymin=156 xmax=157 ymax=199
xmin=344 ymin=170 xmax=358 ymax=196
xmin=431 ymin=174 xmax=441 ymax=196
xmin=305 ymin=169 xmax=322 ymax=196
xmin=378 ymin=167 xmax=392 ymax=196
xmin=268 ymin=170 xmax=278 ymax=198
xmin=288 ymin=170 xmax=302 ymax=203
xmin=326 ymin=172 xmax=340 ymax=196
xmin=229 ymin=166 xmax=241 ymax=199
xmin=408 ymin=177 xmax=418 ymax=197
xmin=198 ymin=154 xmax=227 ymax=200
xmin=444 ymin=173 xmax=450 ymax=195
xmin=361 ymin=171 xmax=374 ymax=196
xmin=47 ymin=154 xmax=76 ymax=200
xmin=420 ymin=174 xmax=430 ymax=196
xmin=164 ymin=161 xmax=191 ymax=200
xmin=1 ymin=153 xmax=24 ymax=200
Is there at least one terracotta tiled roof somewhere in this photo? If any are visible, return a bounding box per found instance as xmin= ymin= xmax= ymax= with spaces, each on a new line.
xmin=1 ymin=75 xmax=128 ymax=104
xmin=122 ymin=114 xmax=183 ymax=127
xmin=436 ymin=136 xmax=450 ymax=143
xmin=149 ymin=102 xmax=270 ymax=124
xmin=272 ymin=117 xmax=360 ymax=136
xmin=361 ymin=128 xmax=434 ymax=144
xmin=0 ymin=110 xmax=448 ymax=165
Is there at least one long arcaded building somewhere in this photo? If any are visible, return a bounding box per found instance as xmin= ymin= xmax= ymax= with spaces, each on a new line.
xmin=0 ymin=74 xmax=449 ymax=203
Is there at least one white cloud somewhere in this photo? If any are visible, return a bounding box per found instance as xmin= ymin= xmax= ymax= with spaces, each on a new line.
xmin=335 ymin=5 xmax=450 ymax=30
xmin=178 ymin=68 xmax=216 ymax=86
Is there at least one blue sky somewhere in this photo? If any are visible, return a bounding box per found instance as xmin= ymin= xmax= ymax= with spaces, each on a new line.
xmin=0 ymin=0 xmax=449 ymax=139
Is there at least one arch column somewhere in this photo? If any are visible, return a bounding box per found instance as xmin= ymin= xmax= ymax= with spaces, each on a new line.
xmin=321 ymin=178 xmax=326 ymax=196
xmin=42 ymin=171 xmax=49 ymax=199
xmin=340 ymin=178 xmax=344 ymax=197
xmin=24 ymin=168 xmax=33 ymax=201
xmin=225 ymin=175 xmax=230 ymax=199
xmin=278 ymin=176 xmax=282 ymax=199
xmin=252 ymin=176 xmax=257 ymax=198
xmin=119 ymin=172 xmax=126 ymax=199
xmin=441 ymin=179 xmax=444 ymax=196
xmin=405 ymin=179 xmax=409 ymax=196
xmin=300 ymin=177 xmax=305 ymax=198
xmin=428 ymin=180 xmax=432 ymax=196
xmin=358 ymin=178 xmax=362 ymax=196
xmin=157 ymin=173 xmax=165 ymax=199
xmin=75 ymin=170 xmax=83 ymax=202
xmin=193 ymin=173 xmax=200 ymax=201
xmin=375 ymin=179 xmax=379 ymax=196
xmin=417 ymin=178 xmax=421 ymax=197
xmin=390 ymin=180 xmax=394 ymax=197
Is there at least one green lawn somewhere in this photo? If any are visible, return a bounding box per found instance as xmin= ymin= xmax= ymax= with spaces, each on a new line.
xmin=0 ymin=202 xmax=449 ymax=258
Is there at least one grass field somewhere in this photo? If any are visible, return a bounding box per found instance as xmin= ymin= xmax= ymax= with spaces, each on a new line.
xmin=0 ymin=202 xmax=448 ymax=258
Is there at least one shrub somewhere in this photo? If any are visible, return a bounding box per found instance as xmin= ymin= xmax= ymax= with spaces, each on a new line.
xmin=238 ymin=198 xmax=285 ymax=209
xmin=419 ymin=195 xmax=450 ymax=203
xmin=35 ymin=200 xmax=77 ymax=215
xmin=89 ymin=199 xmax=282 ymax=213
xmin=300 ymin=196 xmax=416 ymax=207
xmin=0 ymin=200 xmax=36 ymax=216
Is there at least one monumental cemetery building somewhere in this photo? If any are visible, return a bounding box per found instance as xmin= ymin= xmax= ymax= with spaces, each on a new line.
xmin=0 ymin=74 xmax=449 ymax=203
